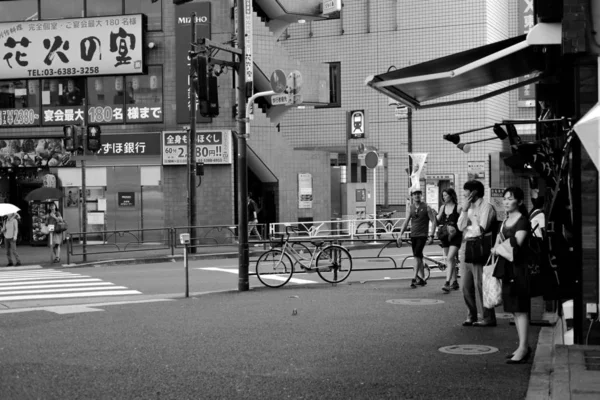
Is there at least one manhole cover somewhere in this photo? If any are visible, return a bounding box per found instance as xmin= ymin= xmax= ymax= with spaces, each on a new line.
xmin=439 ymin=345 xmax=499 ymax=355
xmin=386 ymin=299 xmax=445 ymax=305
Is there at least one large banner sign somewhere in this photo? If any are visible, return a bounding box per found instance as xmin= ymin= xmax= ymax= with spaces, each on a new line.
xmin=95 ymin=133 xmax=161 ymax=156
xmin=0 ymin=14 xmax=145 ymax=80
xmin=0 ymin=138 xmax=75 ymax=167
xmin=517 ymin=0 xmax=535 ymax=107
xmin=175 ymin=2 xmax=211 ymax=124
xmin=162 ymin=130 xmax=232 ymax=165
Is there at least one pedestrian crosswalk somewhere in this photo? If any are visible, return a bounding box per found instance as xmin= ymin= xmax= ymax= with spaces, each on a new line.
xmin=0 ymin=269 xmax=142 ymax=302
xmin=198 ymin=267 xmax=318 ymax=285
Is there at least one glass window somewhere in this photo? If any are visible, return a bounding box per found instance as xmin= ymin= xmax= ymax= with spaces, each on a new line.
xmin=124 ymin=65 xmax=163 ymax=122
xmin=125 ymin=0 xmax=162 ymax=31
xmin=42 ymin=78 xmax=85 ymax=107
xmin=87 ymin=0 xmax=123 ymax=17
xmin=41 ymin=0 xmax=84 ymax=19
xmin=87 ymin=76 xmax=127 ymax=124
xmin=317 ymin=62 xmax=341 ymax=108
xmin=0 ymin=80 xmax=39 ymax=109
xmin=0 ymin=0 xmax=38 ymax=22
xmin=0 ymin=79 xmax=40 ymax=127
xmin=41 ymin=77 xmax=86 ymax=126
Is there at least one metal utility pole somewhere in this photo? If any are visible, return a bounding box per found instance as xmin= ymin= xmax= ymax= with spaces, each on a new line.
xmin=80 ymin=98 xmax=88 ymax=263
xmin=189 ymin=11 xmax=198 ymax=253
xmin=236 ymin=0 xmax=249 ymax=291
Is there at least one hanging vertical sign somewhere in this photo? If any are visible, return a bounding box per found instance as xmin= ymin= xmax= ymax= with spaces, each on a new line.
xmin=298 ymin=173 xmax=313 ymax=209
xmin=244 ymin=0 xmax=253 ymax=94
xmin=517 ymin=0 xmax=536 ymax=107
xmin=408 ymin=153 xmax=427 ymax=192
xmin=175 ymin=2 xmax=212 ymax=124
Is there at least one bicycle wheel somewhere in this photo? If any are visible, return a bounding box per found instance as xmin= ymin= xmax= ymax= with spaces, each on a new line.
xmin=255 ymin=250 xmax=294 ymax=288
xmin=422 ymin=264 xmax=431 ymax=281
xmin=355 ymin=221 xmax=375 ymax=240
xmin=316 ymin=245 xmax=353 ymax=284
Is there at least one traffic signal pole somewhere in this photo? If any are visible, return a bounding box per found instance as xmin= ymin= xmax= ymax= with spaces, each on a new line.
xmin=236 ymin=0 xmax=249 ymax=291
xmin=189 ymin=12 xmax=198 ymax=253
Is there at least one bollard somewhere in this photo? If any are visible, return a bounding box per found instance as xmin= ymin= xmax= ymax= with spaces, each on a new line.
xmin=180 ymin=233 xmax=191 ymax=298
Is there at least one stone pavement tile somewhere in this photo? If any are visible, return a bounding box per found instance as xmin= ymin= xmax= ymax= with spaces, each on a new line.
xmin=569 ymin=346 xmax=600 ymax=399
xmin=527 ymin=326 xmax=554 ymax=400
xmin=552 ymin=345 xmax=571 ymax=400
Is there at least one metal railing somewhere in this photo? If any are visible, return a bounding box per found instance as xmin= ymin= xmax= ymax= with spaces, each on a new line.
xmin=269 ymin=217 xmax=407 ymax=240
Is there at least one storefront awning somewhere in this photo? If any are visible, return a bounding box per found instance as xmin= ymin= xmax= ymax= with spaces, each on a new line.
xmin=574 ymin=102 xmax=600 ymax=170
xmin=247 ymin=145 xmax=278 ymax=184
xmin=365 ymin=23 xmax=561 ymax=109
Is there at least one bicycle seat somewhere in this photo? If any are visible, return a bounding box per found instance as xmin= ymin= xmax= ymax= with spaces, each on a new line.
xmin=310 ymin=240 xmax=325 ymax=248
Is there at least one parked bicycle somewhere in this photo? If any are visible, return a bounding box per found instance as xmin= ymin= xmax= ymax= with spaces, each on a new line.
xmin=354 ymin=210 xmax=400 ymax=239
xmin=255 ymin=225 xmax=353 ymax=288
xmin=396 ymin=238 xmax=461 ymax=281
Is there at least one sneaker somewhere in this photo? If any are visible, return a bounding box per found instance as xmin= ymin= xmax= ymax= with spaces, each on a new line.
xmin=410 ymin=279 xmax=417 ymax=288
xmin=416 ymin=277 xmax=427 ymax=286
xmin=15 ymin=262 xmax=21 ymax=266
xmin=6 ymin=263 xmax=13 ymax=267
xmin=451 ymin=281 xmax=460 ymax=290
xmin=442 ymin=282 xmax=451 ymax=293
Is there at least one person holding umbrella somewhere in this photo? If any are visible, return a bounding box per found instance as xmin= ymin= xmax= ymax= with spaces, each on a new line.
xmin=2 ymin=213 xmax=21 ymax=267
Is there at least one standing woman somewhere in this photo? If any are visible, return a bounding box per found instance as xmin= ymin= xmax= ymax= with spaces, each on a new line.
xmin=47 ymin=203 xmax=66 ymax=263
xmin=492 ymin=186 xmax=531 ymax=364
xmin=436 ymin=188 xmax=462 ymax=293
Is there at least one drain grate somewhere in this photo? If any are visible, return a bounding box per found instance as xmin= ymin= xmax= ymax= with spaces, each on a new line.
xmin=584 ymin=351 xmax=600 ymax=371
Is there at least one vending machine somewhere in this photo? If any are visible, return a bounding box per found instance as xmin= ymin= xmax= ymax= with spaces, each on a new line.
xmin=29 ymin=201 xmax=55 ymax=246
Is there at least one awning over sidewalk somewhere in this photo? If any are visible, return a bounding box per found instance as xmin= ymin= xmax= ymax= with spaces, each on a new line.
xmin=574 ymin=102 xmax=600 ymax=170
xmin=365 ymin=23 xmax=561 ymax=109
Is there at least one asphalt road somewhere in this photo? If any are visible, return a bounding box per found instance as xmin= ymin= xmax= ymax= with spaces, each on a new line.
xmin=0 ymin=245 xmax=451 ymax=309
xmin=0 ymin=280 xmax=538 ymax=399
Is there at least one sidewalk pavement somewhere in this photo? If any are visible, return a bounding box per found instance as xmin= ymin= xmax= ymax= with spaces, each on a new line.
xmin=3 ymin=241 xmax=598 ymax=399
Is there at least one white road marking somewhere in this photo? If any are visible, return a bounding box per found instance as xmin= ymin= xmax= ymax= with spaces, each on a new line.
xmin=0 ymin=275 xmax=88 ymax=282
xmin=0 ymin=282 xmax=114 ymax=290
xmin=198 ymin=267 xmax=317 ymax=285
xmin=0 ymin=278 xmax=101 ymax=286
xmin=0 ymin=290 xmax=141 ymax=302
xmin=0 ymin=286 xmax=129 ymax=295
xmin=0 ymin=299 xmax=175 ymax=315
xmin=0 ymin=269 xmax=142 ymax=302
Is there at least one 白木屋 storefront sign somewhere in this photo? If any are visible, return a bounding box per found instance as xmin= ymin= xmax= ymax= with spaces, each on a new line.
xmin=0 ymin=15 xmax=145 ymax=80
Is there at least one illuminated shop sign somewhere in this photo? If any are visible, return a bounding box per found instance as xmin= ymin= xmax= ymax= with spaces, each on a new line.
xmin=0 ymin=14 xmax=145 ymax=80
xmin=40 ymin=105 xmax=162 ymax=126
xmin=95 ymin=133 xmax=160 ymax=156
xmin=0 ymin=138 xmax=74 ymax=167
xmin=162 ymin=130 xmax=232 ymax=165
xmin=0 ymin=108 xmax=39 ymax=127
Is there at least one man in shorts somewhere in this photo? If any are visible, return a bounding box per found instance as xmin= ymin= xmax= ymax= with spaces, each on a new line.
xmin=397 ymin=188 xmax=437 ymax=288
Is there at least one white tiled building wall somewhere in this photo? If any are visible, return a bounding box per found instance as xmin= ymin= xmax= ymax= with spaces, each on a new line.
xmin=274 ymin=0 xmax=533 ymax=208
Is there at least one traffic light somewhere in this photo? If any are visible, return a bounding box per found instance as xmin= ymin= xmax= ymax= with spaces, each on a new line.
xmin=87 ymin=125 xmax=102 ymax=153
xmin=63 ymin=125 xmax=76 ymax=152
xmin=443 ymin=134 xmax=460 ymax=145
xmin=200 ymin=75 xmax=219 ymax=118
xmin=191 ymin=55 xmax=208 ymax=105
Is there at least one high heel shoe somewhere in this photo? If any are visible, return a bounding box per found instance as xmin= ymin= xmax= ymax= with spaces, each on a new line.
xmin=505 ymin=353 xmax=516 ymax=359
xmin=506 ymin=347 xmax=532 ymax=364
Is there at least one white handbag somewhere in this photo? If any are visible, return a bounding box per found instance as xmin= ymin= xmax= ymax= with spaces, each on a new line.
xmin=482 ymin=255 xmax=503 ymax=308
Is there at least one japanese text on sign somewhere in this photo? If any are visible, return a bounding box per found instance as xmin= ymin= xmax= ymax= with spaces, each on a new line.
xmin=0 ymin=15 xmax=144 ymax=80
xmin=162 ymin=130 xmax=233 ymax=165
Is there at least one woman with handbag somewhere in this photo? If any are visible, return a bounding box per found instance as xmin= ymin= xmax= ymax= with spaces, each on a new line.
xmin=47 ymin=203 xmax=66 ymax=263
xmin=436 ymin=188 xmax=463 ymax=293
xmin=491 ymin=187 xmax=531 ymax=364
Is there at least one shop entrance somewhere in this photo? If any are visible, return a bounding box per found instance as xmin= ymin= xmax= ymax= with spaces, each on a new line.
xmin=425 ymin=174 xmax=456 ymax=213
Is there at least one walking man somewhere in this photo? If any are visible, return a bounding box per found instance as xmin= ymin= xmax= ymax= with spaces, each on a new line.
xmin=457 ymin=180 xmax=497 ymax=327
xmin=2 ymin=213 xmax=21 ymax=267
xmin=247 ymin=193 xmax=262 ymax=241
xmin=397 ymin=188 xmax=437 ymax=288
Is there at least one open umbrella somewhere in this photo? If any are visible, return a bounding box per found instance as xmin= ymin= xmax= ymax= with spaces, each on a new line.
xmin=24 ymin=187 xmax=64 ymax=202
xmin=0 ymin=203 xmax=20 ymax=217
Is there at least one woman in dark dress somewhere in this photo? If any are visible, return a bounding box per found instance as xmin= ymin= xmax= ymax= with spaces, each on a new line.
xmin=436 ymin=188 xmax=463 ymax=293
xmin=491 ymin=187 xmax=531 ymax=364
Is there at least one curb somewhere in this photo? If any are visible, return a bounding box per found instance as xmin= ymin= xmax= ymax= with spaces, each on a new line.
xmin=526 ymin=312 xmax=560 ymax=400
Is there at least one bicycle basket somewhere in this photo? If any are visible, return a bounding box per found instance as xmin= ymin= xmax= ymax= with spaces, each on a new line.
xmin=269 ymin=235 xmax=285 ymax=247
